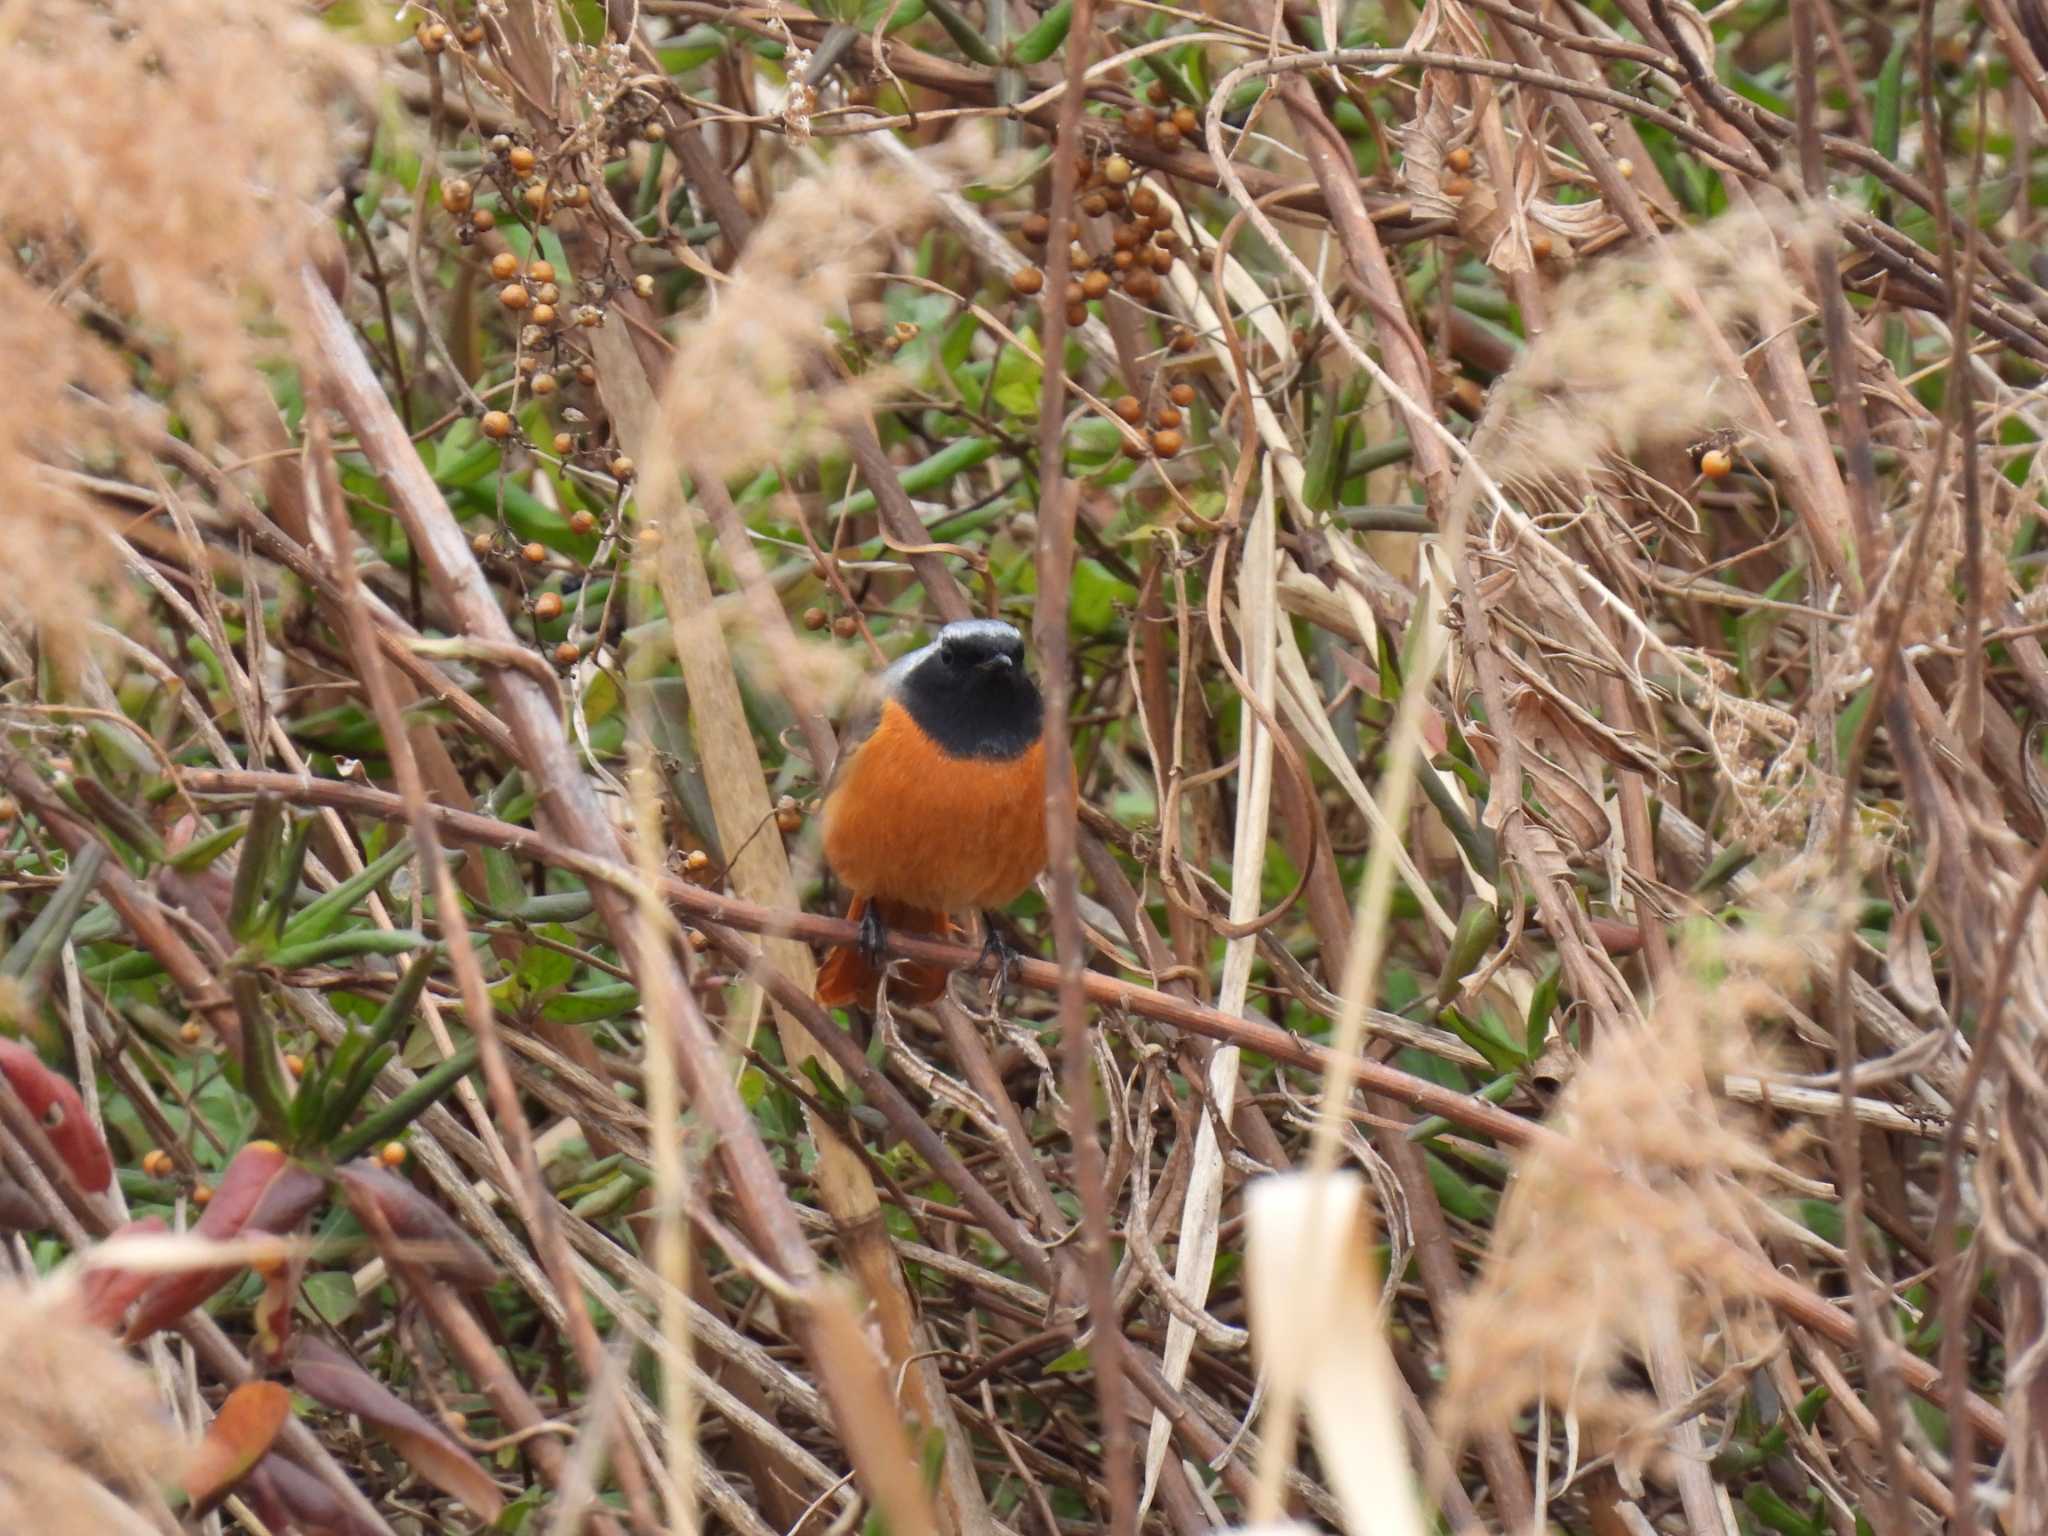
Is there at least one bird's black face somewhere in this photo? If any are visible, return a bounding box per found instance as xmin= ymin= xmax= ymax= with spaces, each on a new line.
xmin=899 ymin=620 xmax=1044 ymax=760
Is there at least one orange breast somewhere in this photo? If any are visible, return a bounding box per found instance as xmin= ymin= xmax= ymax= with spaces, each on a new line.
xmin=822 ymin=700 xmax=1051 ymax=913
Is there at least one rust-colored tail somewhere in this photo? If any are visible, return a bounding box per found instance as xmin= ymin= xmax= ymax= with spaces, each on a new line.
xmin=815 ymin=896 xmax=956 ymax=1008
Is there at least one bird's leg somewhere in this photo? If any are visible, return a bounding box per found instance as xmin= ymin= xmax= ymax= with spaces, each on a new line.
xmin=978 ymin=911 xmax=1021 ymax=1003
xmin=857 ymin=902 xmax=889 ymax=973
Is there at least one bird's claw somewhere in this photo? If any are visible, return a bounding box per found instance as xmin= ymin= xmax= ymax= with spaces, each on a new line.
xmin=857 ymin=904 xmax=888 ymax=973
xmin=978 ymin=913 xmax=1020 ymax=1004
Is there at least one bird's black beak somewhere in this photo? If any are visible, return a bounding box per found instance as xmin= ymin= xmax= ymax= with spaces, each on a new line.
xmin=979 ymin=654 xmax=1017 ymax=674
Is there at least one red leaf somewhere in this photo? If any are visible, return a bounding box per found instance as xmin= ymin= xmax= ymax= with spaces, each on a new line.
xmin=184 ymin=1380 xmax=292 ymax=1514
xmin=336 ymin=1159 xmax=496 ymax=1286
xmin=0 ymin=1175 xmax=45 ymax=1231
xmin=291 ymin=1337 xmax=504 ymax=1521
xmin=0 ymin=1038 xmax=113 ymax=1193
xmin=125 ymin=1141 xmax=326 ymax=1344
xmin=79 ymin=1215 xmax=167 ymax=1332
xmin=242 ymin=1453 xmax=388 ymax=1536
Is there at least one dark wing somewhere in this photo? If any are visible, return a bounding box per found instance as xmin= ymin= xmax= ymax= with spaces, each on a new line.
xmin=823 ymin=641 xmax=932 ymax=794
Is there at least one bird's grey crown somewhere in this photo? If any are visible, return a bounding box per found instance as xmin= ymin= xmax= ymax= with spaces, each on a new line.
xmin=935 ymin=619 xmax=1026 ymax=667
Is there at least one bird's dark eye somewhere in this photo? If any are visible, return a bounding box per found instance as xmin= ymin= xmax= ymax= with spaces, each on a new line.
xmin=42 ymin=1101 xmax=63 ymax=1130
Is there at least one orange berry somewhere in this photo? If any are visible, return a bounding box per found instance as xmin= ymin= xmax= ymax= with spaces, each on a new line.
xmin=832 ymin=614 xmax=859 ymax=640
xmin=380 ymin=1141 xmax=408 ymax=1167
xmin=284 ymin=1053 xmax=304 ymax=1077
xmin=179 ymin=1022 xmax=204 ymax=1045
xmin=142 ymin=1149 xmax=172 ymax=1177
xmin=531 ymin=373 xmax=557 ymax=396
xmin=192 ymin=1182 xmax=213 ymax=1206
xmin=1113 ymin=394 xmax=1143 ymax=424
xmin=522 ymin=542 xmax=546 ymax=564
xmin=480 ymin=410 xmax=513 ymax=440
xmin=507 ymin=145 xmax=536 ymax=175
xmin=530 ymin=304 xmax=556 ymax=327
xmin=569 ymin=509 xmax=597 ymax=535
xmin=471 ymin=208 xmax=496 ymax=231
xmin=440 ymin=177 xmax=473 ymax=214
xmin=802 ymin=606 xmax=828 ymax=631
xmin=1446 ymin=146 xmax=1473 ymax=173
xmin=554 ymin=641 xmax=580 ymax=666
xmin=552 ymin=432 xmax=574 ymax=455
xmin=1169 ymin=382 xmax=1196 ymax=407
xmin=1700 ymin=447 xmax=1733 ymax=479
xmin=610 ymin=456 xmax=635 ymax=481
xmin=1021 ymin=212 xmax=1051 ymax=244
xmin=490 ymin=252 xmax=519 ymax=281
xmin=1081 ymin=270 xmax=1111 ymax=300
xmin=1152 ymin=405 xmax=1182 ymax=431
xmin=1010 ymin=266 xmax=1045 ymax=296
xmin=1171 ymin=106 xmax=1197 ymax=136
xmin=526 ymin=259 xmax=555 ymax=283
xmin=499 ymin=283 xmax=530 ymax=311
xmin=534 ymin=591 xmax=564 ymax=621
xmin=1151 ymin=428 xmax=1183 ymax=458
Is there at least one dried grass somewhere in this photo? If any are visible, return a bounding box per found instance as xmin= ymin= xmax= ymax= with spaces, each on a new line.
xmin=657 ymin=155 xmax=940 ymax=486
xmin=0 ymin=1277 xmax=186 ymax=1530
xmin=1438 ymin=878 xmax=1842 ymax=1467
xmin=0 ymin=0 xmax=363 ymax=623
xmin=1483 ymin=207 xmax=1812 ymax=479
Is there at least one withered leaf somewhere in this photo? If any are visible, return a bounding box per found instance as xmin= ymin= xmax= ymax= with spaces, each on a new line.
xmin=291 ymin=1336 xmax=505 ymax=1521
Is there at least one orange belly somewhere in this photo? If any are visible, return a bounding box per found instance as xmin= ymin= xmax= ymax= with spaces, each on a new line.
xmin=822 ymin=700 xmax=1050 ymax=913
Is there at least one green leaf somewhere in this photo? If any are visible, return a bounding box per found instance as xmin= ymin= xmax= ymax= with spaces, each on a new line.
xmin=1069 ymin=559 xmax=1134 ymax=636
xmin=279 ymin=837 xmax=417 ymax=947
xmin=922 ymin=0 xmax=1001 ymax=64
xmin=330 ymin=1040 xmax=482 ymax=1162
xmin=264 ymin=930 xmax=428 ymax=972
xmin=1424 ymin=1149 xmax=1495 ymax=1222
xmin=516 ymin=930 xmax=578 ymax=994
xmin=227 ymin=795 xmax=285 ymax=942
xmin=1524 ymin=956 xmax=1562 ymax=1058
xmin=168 ymin=821 xmax=247 ymax=874
xmin=301 ymin=1269 xmax=361 ymax=1328
xmin=1009 ymin=0 xmax=1070 ymax=63
xmin=541 ymin=983 xmax=641 ymax=1025
xmin=1044 ymin=1346 xmax=1092 ymax=1373
xmin=991 ymin=332 xmax=1043 ymax=417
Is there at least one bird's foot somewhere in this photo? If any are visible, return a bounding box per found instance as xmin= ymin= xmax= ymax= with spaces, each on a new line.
xmin=978 ymin=913 xmax=1021 ymax=1005
xmin=857 ymin=903 xmax=889 ymax=973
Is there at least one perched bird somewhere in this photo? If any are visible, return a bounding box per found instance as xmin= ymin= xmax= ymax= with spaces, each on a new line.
xmin=816 ymin=619 xmax=1054 ymax=1008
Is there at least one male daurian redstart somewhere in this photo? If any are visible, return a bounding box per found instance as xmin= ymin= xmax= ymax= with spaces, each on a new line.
xmin=815 ymin=619 xmax=1054 ymax=1008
